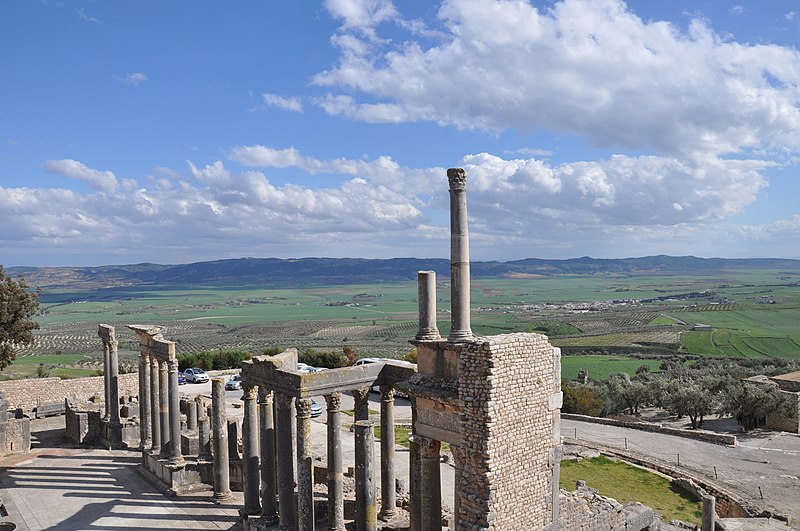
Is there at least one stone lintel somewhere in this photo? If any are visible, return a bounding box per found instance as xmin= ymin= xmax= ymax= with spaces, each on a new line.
xmin=98 ymin=323 xmax=116 ymax=342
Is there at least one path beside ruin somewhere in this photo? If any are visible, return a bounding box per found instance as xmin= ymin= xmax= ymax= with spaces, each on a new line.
xmin=562 ymin=418 xmax=800 ymax=529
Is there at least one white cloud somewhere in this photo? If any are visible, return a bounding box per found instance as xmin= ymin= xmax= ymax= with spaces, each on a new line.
xmin=119 ymin=72 xmax=148 ymax=87
xmin=75 ymin=7 xmax=101 ymax=23
xmin=42 ymin=159 xmax=118 ymax=193
xmin=729 ymin=5 xmax=745 ymax=16
xmin=324 ymin=0 xmax=398 ymax=32
xmin=262 ymin=93 xmax=303 ymax=113
xmin=314 ymin=0 xmax=800 ymax=159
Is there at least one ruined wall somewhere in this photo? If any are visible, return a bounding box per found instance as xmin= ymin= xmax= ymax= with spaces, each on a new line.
xmin=457 ymin=333 xmax=562 ymax=529
xmin=0 ymin=373 xmax=139 ymax=413
xmin=766 ymin=391 xmax=799 ymax=433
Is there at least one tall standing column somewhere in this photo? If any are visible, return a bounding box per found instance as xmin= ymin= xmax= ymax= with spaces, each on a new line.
xmin=259 ymin=389 xmax=278 ymax=522
xmin=108 ymin=332 xmax=121 ymax=428
xmin=167 ymin=357 xmax=183 ymax=466
xmin=296 ymin=398 xmax=314 ymax=531
xmin=159 ymin=359 xmax=170 ymax=457
xmin=451 ymin=446 xmax=465 ymax=529
xmin=275 ymin=393 xmax=297 ymax=530
xmin=326 ymin=393 xmax=344 ymax=530
xmin=416 ymin=271 xmax=440 ymax=340
xmin=149 ymin=357 xmax=161 ymax=454
xmin=242 ymin=385 xmax=261 ymax=516
xmin=103 ymin=341 xmax=111 ymax=419
xmin=419 ymin=436 xmax=442 ymax=530
xmin=355 ymin=420 xmax=377 ymax=531
xmin=138 ymin=352 xmax=151 ymax=450
xmin=447 ymin=167 xmax=473 ymax=341
xmin=211 ymin=377 xmax=232 ymax=503
xmin=379 ymin=385 xmax=396 ymax=520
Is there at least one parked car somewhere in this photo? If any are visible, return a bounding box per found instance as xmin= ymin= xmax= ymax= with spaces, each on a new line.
xmin=354 ymin=357 xmax=416 ymax=398
xmin=178 ymin=373 xmax=186 ymax=385
xmin=183 ymin=367 xmax=209 ymax=383
xmin=225 ymin=374 xmax=242 ymax=390
xmin=310 ymin=399 xmax=323 ymax=418
xmin=297 ymin=362 xmax=325 ymax=373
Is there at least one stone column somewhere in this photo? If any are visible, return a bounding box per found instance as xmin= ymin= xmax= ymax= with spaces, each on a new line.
xmin=242 ymin=385 xmax=261 ymax=516
xmin=186 ymin=398 xmax=197 ymax=431
xmin=211 ymin=377 xmax=232 ymax=503
xmin=355 ymin=420 xmax=377 ymax=531
xmin=447 ymin=167 xmax=472 ymax=341
xmin=168 ymin=357 xmax=183 ymax=465
xmin=416 ymin=270 xmax=440 ymax=340
xmin=103 ymin=340 xmax=111 ymax=419
xmin=296 ymin=398 xmax=314 ymax=531
xmin=419 ymin=436 xmax=442 ymax=530
xmin=702 ymin=494 xmax=716 ymax=531
xmin=198 ymin=417 xmax=212 ymax=460
xmin=326 ymin=393 xmax=344 ymax=530
xmin=138 ymin=352 xmax=151 ymax=450
xmin=149 ymin=356 xmax=161 ymax=454
xmin=379 ymin=385 xmax=396 ymax=520
xmin=108 ymin=332 xmax=121 ymax=429
xmin=275 ymin=393 xmax=297 ymax=530
xmin=408 ymin=399 xmax=422 ymax=531
xmin=159 ymin=359 xmax=170 ymax=456
xmin=259 ymin=389 xmax=278 ymax=522
xmin=353 ymin=387 xmax=370 ymax=422
xmin=451 ymin=446 xmax=465 ymax=529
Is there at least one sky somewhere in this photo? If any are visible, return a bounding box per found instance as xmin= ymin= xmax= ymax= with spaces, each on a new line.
xmin=1 ymin=0 xmax=799 ymax=267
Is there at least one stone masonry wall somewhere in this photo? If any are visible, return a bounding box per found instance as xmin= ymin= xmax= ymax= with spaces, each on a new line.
xmin=0 ymin=373 xmax=139 ymax=413
xmin=457 ymin=333 xmax=561 ymax=529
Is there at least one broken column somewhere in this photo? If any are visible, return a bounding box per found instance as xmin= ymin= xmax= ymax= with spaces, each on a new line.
xmin=419 ymin=436 xmax=442 ymax=530
xmin=702 ymin=494 xmax=716 ymax=531
xmin=355 ymin=420 xmax=377 ymax=531
xmin=186 ymin=397 xmax=197 ymax=431
xmin=447 ymin=168 xmax=472 ymax=341
xmin=211 ymin=377 xmax=232 ymax=503
xmin=242 ymin=385 xmax=261 ymax=516
xmin=416 ymin=270 xmax=440 ymax=340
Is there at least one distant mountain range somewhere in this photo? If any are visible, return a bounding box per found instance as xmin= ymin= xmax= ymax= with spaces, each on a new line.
xmin=6 ymin=255 xmax=800 ymax=291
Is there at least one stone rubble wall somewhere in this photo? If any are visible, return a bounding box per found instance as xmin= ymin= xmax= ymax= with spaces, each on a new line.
xmin=0 ymin=373 xmax=140 ymax=413
xmin=561 ymin=412 xmax=738 ymax=446
xmin=457 ymin=333 xmax=560 ymax=529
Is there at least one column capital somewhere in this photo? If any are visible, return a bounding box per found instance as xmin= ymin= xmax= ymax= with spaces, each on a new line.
xmin=257 ymin=387 xmax=274 ymax=404
xmin=244 ymin=385 xmax=258 ymax=401
xmin=325 ymin=392 xmax=342 ymax=411
xmin=352 ymin=387 xmax=370 ymax=401
xmin=140 ymin=351 xmax=150 ymax=363
xmin=418 ymin=435 xmax=441 ymax=458
xmin=447 ymin=167 xmax=467 ymax=190
xmin=379 ymin=384 xmax=395 ymax=403
xmin=167 ymin=357 xmax=179 ymax=372
xmin=295 ymin=397 xmax=312 ymax=419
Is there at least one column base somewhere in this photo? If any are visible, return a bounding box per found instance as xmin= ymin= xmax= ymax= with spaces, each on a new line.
xmin=212 ymin=491 xmax=234 ymax=504
xmin=447 ymin=331 xmax=473 ymax=342
xmin=379 ymin=508 xmax=397 ymax=521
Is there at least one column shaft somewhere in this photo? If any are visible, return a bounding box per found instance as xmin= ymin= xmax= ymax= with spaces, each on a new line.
xmin=103 ymin=343 xmax=111 ymax=419
xmin=242 ymin=386 xmax=261 ymax=516
xmin=353 ymin=388 xmax=370 ymax=422
xmin=416 ymin=271 xmax=440 ymax=340
xmin=186 ymin=398 xmax=197 ymax=431
xmin=447 ymin=167 xmax=472 ymax=341
xmin=326 ymin=393 xmax=344 ymax=530
xmin=168 ymin=358 xmax=183 ymax=465
xmin=159 ymin=360 xmax=170 ymax=456
xmin=408 ymin=399 xmax=422 ymax=531
xmin=296 ymin=398 xmax=314 ymax=531
xmin=275 ymin=393 xmax=297 ymax=530
xmin=109 ymin=338 xmax=120 ymax=426
xmin=211 ymin=378 xmax=232 ymax=502
xmin=150 ymin=357 xmax=161 ymax=454
xmin=259 ymin=389 xmax=278 ymax=521
xmin=138 ymin=354 xmax=151 ymax=450
xmin=355 ymin=420 xmax=377 ymax=531
xmin=379 ymin=385 xmax=396 ymax=520
xmin=420 ymin=436 xmax=442 ymax=531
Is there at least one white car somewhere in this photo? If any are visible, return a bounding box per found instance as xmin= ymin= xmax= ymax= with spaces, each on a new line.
xmin=297 ymin=363 xmax=325 ymax=373
xmin=183 ymin=367 xmax=209 ymax=383
xmin=225 ymin=374 xmax=242 ymax=390
xmin=354 ymin=358 xmax=416 ymax=397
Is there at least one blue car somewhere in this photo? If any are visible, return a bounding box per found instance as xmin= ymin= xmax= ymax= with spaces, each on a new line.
xmin=178 ymin=373 xmax=186 ymax=385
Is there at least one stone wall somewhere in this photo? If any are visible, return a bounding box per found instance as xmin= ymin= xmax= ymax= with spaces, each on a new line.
xmin=457 ymin=333 xmax=562 ymax=529
xmin=766 ymin=391 xmax=799 ymax=433
xmin=0 ymin=373 xmax=140 ymax=413
xmin=562 ymin=413 xmax=738 ymax=446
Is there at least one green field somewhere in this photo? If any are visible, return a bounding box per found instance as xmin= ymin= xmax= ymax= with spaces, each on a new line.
xmin=561 ymin=356 xmax=662 ymax=381
xmin=561 ymin=456 xmax=702 ymax=525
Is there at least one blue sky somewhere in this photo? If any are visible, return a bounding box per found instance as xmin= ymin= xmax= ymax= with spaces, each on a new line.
xmin=1 ymin=0 xmax=799 ymax=267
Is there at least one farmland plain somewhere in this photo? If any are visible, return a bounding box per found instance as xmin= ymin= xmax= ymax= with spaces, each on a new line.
xmin=7 ymin=263 xmax=800 ymax=380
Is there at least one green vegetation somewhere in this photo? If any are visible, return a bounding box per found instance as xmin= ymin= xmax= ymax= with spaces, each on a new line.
xmin=0 ymin=265 xmax=40 ymax=369
xmin=561 ymin=356 xmax=662 ymax=381
xmin=177 ymin=349 xmax=251 ymax=371
xmin=560 ymin=456 xmax=702 ymax=525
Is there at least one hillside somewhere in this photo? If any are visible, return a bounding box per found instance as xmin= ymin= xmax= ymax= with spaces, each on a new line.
xmin=6 ymin=255 xmax=800 ymax=291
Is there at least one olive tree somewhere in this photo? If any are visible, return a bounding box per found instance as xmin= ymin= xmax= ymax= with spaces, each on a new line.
xmin=0 ymin=265 xmax=40 ymax=370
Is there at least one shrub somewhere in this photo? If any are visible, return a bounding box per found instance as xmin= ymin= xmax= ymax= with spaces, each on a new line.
xmin=300 ymin=348 xmax=347 ymax=369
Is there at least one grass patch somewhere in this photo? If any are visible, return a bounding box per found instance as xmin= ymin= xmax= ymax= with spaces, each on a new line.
xmin=13 ymin=354 xmax=88 ymax=365
xmin=561 ymin=356 xmax=662 ymax=381
xmin=561 ymin=456 xmax=701 ymax=525
xmin=342 ymin=409 xmax=379 ymax=417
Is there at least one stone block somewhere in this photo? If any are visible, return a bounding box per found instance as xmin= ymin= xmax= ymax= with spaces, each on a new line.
xmin=623 ymin=502 xmax=656 ymax=531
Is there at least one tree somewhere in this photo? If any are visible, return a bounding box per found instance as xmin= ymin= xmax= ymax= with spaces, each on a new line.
xmin=665 ymin=382 xmax=715 ymax=429
xmin=603 ymin=373 xmax=650 ymax=416
xmin=0 ymin=266 xmax=40 ymax=370
xmin=720 ymin=381 xmax=794 ymax=431
xmin=561 ymin=383 xmax=604 ymax=417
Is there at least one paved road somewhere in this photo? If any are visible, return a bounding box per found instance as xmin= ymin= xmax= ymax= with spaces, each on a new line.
xmin=562 ymin=418 xmax=800 ymax=528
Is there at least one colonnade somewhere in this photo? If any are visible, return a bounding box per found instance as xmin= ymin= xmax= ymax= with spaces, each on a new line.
xmin=129 ymin=325 xmax=184 ymax=466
